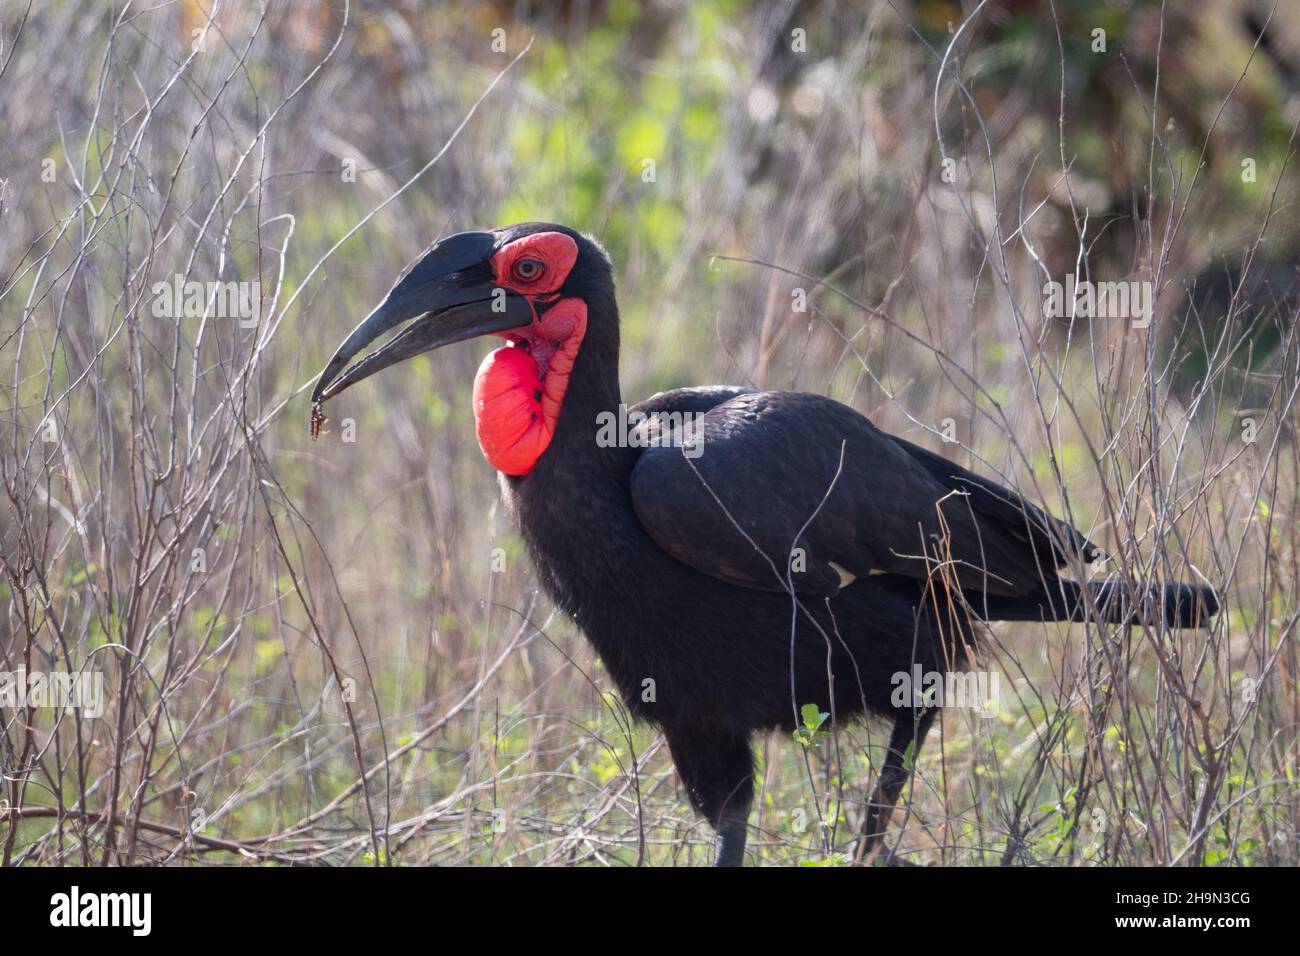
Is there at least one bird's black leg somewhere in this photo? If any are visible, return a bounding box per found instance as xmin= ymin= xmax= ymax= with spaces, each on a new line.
xmin=665 ymin=729 xmax=755 ymax=867
xmin=714 ymin=813 xmax=749 ymax=868
xmin=854 ymin=708 xmax=936 ymax=864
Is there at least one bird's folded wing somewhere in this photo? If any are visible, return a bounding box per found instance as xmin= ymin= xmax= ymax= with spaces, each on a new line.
xmin=627 ymin=390 xmax=1095 ymax=598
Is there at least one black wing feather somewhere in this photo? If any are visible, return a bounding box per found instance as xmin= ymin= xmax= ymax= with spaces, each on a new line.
xmin=627 ymin=390 xmax=1098 ymax=597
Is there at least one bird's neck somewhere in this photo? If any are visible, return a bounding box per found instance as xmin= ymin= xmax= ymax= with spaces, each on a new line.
xmin=475 ymin=287 xmax=621 ymax=466
xmin=530 ymin=293 xmax=625 ymax=478
xmin=499 ymin=291 xmax=640 ymax=583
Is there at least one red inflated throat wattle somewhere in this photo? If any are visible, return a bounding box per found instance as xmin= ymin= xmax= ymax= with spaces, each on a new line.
xmin=473 ymin=298 xmax=587 ymax=475
xmin=472 ymin=232 xmax=585 ymax=475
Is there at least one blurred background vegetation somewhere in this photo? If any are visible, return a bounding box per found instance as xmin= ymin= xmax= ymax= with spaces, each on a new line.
xmin=2 ymin=0 xmax=1297 ymax=865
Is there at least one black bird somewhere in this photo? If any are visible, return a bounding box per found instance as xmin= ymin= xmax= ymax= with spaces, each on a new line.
xmin=312 ymin=222 xmax=1219 ymax=866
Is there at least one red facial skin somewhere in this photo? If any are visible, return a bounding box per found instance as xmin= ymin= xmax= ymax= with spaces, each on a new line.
xmin=473 ymin=233 xmax=586 ymax=476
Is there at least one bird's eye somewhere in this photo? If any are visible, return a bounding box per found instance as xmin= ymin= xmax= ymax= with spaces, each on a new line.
xmin=513 ymin=258 xmax=545 ymax=282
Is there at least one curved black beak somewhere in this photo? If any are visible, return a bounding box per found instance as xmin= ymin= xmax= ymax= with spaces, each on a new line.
xmin=311 ymin=231 xmax=533 ymax=404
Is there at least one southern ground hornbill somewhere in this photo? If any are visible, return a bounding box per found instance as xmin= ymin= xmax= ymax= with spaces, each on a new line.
xmin=311 ymin=222 xmax=1219 ymax=866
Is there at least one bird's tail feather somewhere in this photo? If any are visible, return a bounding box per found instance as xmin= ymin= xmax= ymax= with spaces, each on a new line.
xmin=974 ymin=579 xmax=1219 ymax=628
